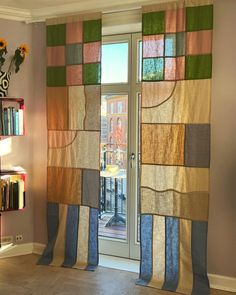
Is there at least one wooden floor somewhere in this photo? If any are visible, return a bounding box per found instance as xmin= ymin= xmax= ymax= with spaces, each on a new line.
xmin=0 ymin=255 xmax=234 ymax=295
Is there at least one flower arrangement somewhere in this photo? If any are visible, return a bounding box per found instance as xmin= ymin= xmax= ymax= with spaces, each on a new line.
xmin=0 ymin=38 xmax=29 ymax=73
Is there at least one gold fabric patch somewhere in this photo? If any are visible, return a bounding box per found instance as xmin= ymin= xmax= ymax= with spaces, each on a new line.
xmin=141 ymin=124 xmax=185 ymax=165
xmin=47 ymin=87 xmax=68 ymax=130
xmin=47 ymin=167 xmax=82 ymax=205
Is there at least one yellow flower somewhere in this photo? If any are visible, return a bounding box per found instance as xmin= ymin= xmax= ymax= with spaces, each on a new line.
xmin=19 ymin=44 xmax=29 ymax=54
xmin=0 ymin=38 xmax=7 ymax=49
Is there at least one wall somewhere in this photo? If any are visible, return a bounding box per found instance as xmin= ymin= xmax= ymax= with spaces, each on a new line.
xmin=0 ymin=19 xmax=35 ymax=243
xmin=208 ymin=0 xmax=236 ymax=277
xmin=0 ymin=20 xmax=47 ymax=246
xmin=0 ymin=0 xmax=236 ymax=279
xmin=30 ymin=23 xmax=47 ymax=244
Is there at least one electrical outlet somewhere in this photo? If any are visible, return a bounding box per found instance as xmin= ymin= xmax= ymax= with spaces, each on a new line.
xmin=15 ymin=234 xmax=23 ymax=242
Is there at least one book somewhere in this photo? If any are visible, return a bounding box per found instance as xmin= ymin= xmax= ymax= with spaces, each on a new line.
xmin=11 ymin=107 xmax=16 ymax=135
xmin=0 ymin=103 xmax=3 ymax=135
xmin=15 ymin=110 xmax=19 ymax=135
xmin=13 ymin=182 xmax=19 ymax=210
xmin=18 ymin=109 xmax=24 ymax=135
xmin=7 ymin=107 xmax=11 ymax=135
xmin=3 ymin=108 xmax=8 ymax=135
xmin=18 ymin=179 xmax=25 ymax=209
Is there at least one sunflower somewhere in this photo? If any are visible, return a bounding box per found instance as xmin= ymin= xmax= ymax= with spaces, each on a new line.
xmin=19 ymin=44 xmax=29 ymax=54
xmin=0 ymin=38 xmax=7 ymax=49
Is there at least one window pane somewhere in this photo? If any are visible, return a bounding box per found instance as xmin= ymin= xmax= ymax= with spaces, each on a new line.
xmin=100 ymin=94 xmax=128 ymax=240
xmin=137 ymin=93 xmax=141 ymax=243
xmin=102 ymin=43 xmax=128 ymax=84
xmin=138 ymin=40 xmax=142 ymax=82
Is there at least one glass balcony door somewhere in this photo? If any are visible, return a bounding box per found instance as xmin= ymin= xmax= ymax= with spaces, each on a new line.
xmin=99 ymin=33 xmax=141 ymax=259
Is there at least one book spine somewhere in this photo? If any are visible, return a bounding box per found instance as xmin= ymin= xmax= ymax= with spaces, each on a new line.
xmin=0 ymin=102 xmax=3 ymax=135
xmin=13 ymin=182 xmax=19 ymax=210
xmin=12 ymin=107 xmax=16 ymax=135
xmin=15 ymin=110 xmax=19 ymax=135
xmin=0 ymin=181 xmax=3 ymax=210
xmin=9 ymin=107 xmax=14 ymax=135
xmin=3 ymin=108 xmax=8 ymax=136
xmin=18 ymin=109 xmax=24 ymax=136
xmin=7 ymin=107 xmax=11 ymax=135
xmin=18 ymin=179 xmax=24 ymax=209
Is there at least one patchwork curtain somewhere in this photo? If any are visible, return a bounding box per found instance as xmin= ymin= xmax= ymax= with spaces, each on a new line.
xmin=38 ymin=13 xmax=101 ymax=270
xmin=138 ymin=0 xmax=213 ymax=294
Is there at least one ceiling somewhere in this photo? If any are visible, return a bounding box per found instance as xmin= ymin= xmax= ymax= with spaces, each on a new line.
xmin=0 ymin=0 xmax=81 ymax=10
xmin=0 ymin=0 xmax=163 ymax=22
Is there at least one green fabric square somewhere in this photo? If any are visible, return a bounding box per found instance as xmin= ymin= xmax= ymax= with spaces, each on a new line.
xmin=47 ymin=24 xmax=66 ymax=46
xmin=143 ymin=58 xmax=164 ymax=81
xmin=47 ymin=67 xmax=66 ymax=86
xmin=186 ymin=5 xmax=213 ymax=32
xmin=143 ymin=11 xmax=165 ymax=35
xmin=176 ymin=32 xmax=185 ymax=56
xmin=66 ymin=44 xmax=83 ymax=65
xmin=83 ymin=19 xmax=101 ymax=43
xmin=185 ymin=54 xmax=212 ymax=80
xmin=83 ymin=63 xmax=101 ymax=85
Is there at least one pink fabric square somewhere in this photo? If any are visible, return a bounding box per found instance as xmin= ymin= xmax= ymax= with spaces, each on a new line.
xmin=66 ymin=22 xmax=83 ymax=44
xmin=47 ymin=46 xmax=65 ymax=66
xmin=67 ymin=65 xmax=82 ymax=85
xmin=186 ymin=30 xmax=212 ymax=55
xmin=83 ymin=42 xmax=101 ymax=63
xmin=165 ymin=57 xmax=185 ymax=80
xmin=143 ymin=35 xmax=164 ymax=58
xmin=165 ymin=8 xmax=185 ymax=33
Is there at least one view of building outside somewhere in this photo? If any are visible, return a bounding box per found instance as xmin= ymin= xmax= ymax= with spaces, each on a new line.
xmin=101 ymin=94 xmax=128 ymax=170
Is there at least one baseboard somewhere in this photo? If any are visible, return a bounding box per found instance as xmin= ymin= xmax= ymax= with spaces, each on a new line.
xmin=208 ymin=274 xmax=236 ymax=293
xmin=0 ymin=243 xmax=33 ymax=258
xmin=33 ymin=242 xmax=45 ymax=255
xmin=1 ymin=242 xmax=235 ymax=293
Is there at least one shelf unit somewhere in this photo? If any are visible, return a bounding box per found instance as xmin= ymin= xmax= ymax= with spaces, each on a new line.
xmin=0 ymin=97 xmax=25 ymax=137
xmin=0 ymin=97 xmax=26 ymax=248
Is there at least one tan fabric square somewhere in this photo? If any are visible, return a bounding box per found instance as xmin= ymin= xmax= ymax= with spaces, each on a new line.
xmin=141 ymin=165 xmax=209 ymax=193
xmin=68 ymin=86 xmax=86 ymax=130
xmin=48 ymin=130 xmax=77 ymax=148
xmin=85 ymin=85 xmax=101 ymax=131
xmin=142 ymin=79 xmax=211 ymax=124
xmin=47 ymin=87 xmax=68 ymax=130
xmin=48 ymin=131 xmax=100 ymax=170
xmin=141 ymin=124 xmax=185 ymax=165
xmin=47 ymin=167 xmax=82 ymax=204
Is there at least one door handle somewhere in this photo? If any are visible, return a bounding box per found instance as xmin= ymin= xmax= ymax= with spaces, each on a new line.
xmin=130 ymin=153 xmax=135 ymax=168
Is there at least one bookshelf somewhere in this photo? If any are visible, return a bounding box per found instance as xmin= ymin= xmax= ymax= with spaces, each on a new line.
xmin=0 ymin=170 xmax=26 ymax=212
xmin=0 ymin=97 xmax=26 ymax=247
xmin=0 ymin=97 xmax=25 ymax=137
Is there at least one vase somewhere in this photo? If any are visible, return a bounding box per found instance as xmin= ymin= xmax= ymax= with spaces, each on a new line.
xmin=0 ymin=71 xmax=11 ymax=97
